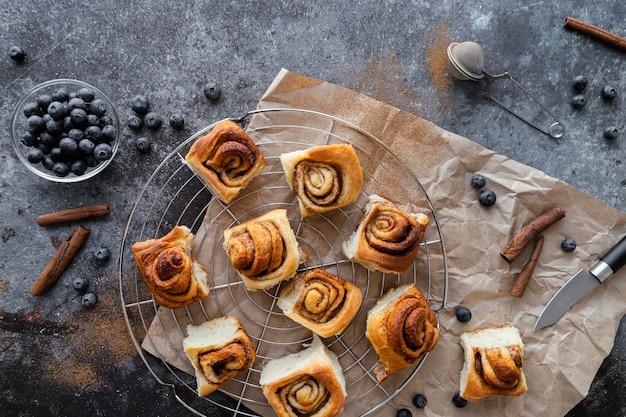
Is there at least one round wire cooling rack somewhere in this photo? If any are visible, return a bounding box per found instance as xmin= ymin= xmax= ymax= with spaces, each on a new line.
xmin=119 ymin=107 xmax=449 ymax=417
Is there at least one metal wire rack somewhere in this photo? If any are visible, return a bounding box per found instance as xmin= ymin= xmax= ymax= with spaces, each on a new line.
xmin=119 ymin=107 xmax=449 ymax=416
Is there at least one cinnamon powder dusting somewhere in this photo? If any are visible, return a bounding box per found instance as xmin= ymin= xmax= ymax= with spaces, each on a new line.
xmin=426 ymin=24 xmax=452 ymax=96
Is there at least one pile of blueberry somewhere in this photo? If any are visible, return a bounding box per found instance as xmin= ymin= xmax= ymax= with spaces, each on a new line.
xmin=18 ymin=85 xmax=117 ymax=178
xmin=127 ymin=94 xmax=187 ymax=154
xmin=470 ymin=173 xmax=497 ymax=207
xmin=571 ymin=75 xmax=619 ymax=140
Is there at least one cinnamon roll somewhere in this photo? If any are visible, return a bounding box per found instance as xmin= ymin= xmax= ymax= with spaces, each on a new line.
xmin=280 ymin=144 xmax=363 ymax=217
xmin=131 ymin=225 xmax=210 ymax=309
xmin=260 ymin=335 xmax=346 ymax=417
xmin=223 ymin=209 xmax=305 ymax=291
xmin=366 ymin=283 xmax=439 ymax=383
xmin=459 ymin=325 xmax=527 ymax=401
xmin=185 ymin=119 xmax=266 ymax=204
xmin=183 ymin=316 xmax=256 ymax=397
xmin=277 ymin=268 xmax=363 ymax=337
xmin=342 ymin=194 xmax=428 ymax=274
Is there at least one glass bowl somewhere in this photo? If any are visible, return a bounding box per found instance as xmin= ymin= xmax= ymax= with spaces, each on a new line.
xmin=11 ymin=79 xmax=120 ymax=183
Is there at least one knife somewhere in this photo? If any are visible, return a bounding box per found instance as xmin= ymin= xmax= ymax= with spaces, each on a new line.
xmin=534 ymin=234 xmax=626 ymax=330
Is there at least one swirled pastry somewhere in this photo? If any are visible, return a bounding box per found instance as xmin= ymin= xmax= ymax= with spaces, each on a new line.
xmin=459 ymin=325 xmax=527 ymax=402
xmin=366 ymin=283 xmax=439 ymax=383
xmin=280 ymin=144 xmax=363 ymax=217
xmin=186 ymin=119 xmax=266 ymax=204
xmin=183 ymin=316 xmax=256 ymax=397
xmin=278 ymin=268 xmax=363 ymax=337
xmin=223 ymin=209 xmax=305 ymax=291
xmin=131 ymin=225 xmax=210 ymax=309
xmin=260 ymin=335 xmax=346 ymax=417
xmin=343 ymin=195 xmax=428 ymax=274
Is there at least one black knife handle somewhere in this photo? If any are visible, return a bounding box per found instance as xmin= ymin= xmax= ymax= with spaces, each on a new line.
xmin=600 ymin=234 xmax=626 ymax=273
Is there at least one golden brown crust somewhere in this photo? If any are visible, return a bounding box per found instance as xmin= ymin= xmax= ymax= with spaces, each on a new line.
xmin=186 ymin=119 xmax=266 ymax=204
xmin=343 ymin=195 xmax=428 ymax=274
xmin=365 ymin=284 xmax=439 ymax=383
xmin=278 ymin=268 xmax=363 ymax=337
xmin=223 ymin=209 xmax=304 ymax=290
xmin=280 ymin=144 xmax=363 ymax=217
xmin=183 ymin=317 xmax=256 ymax=397
xmin=131 ymin=225 xmax=209 ymax=309
xmin=460 ymin=325 xmax=527 ymax=402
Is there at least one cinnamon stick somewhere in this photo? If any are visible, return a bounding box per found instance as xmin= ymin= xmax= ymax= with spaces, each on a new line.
xmin=564 ymin=17 xmax=626 ymax=52
xmin=37 ymin=204 xmax=109 ymax=227
xmin=510 ymin=235 xmax=544 ymax=298
xmin=500 ymin=207 xmax=565 ymax=263
xmin=30 ymin=225 xmax=90 ymax=296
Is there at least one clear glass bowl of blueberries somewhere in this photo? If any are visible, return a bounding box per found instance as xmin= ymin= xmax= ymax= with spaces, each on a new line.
xmin=11 ymin=79 xmax=120 ymax=183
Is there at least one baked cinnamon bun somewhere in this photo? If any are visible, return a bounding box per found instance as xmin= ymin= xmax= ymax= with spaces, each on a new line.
xmin=459 ymin=325 xmax=527 ymax=401
xmin=342 ymin=194 xmax=428 ymax=274
xmin=223 ymin=209 xmax=305 ymax=291
xmin=183 ymin=316 xmax=256 ymax=397
xmin=185 ymin=119 xmax=266 ymax=204
xmin=280 ymin=144 xmax=363 ymax=217
xmin=260 ymin=335 xmax=346 ymax=417
xmin=366 ymin=283 xmax=439 ymax=383
xmin=131 ymin=225 xmax=210 ymax=309
xmin=277 ymin=268 xmax=362 ymax=337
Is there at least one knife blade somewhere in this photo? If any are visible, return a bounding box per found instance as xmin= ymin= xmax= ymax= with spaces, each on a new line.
xmin=534 ymin=234 xmax=626 ymax=329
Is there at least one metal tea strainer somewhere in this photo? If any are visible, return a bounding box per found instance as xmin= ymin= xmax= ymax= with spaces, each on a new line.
xmin=447 ymin=41 xmax=566 ymax=139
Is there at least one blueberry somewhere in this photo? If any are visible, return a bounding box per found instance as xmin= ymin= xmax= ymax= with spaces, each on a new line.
xmin=561 ymin=237 xmax=577 ymax=252
xmin=203 ymin=82 xmax=222 ymax=101
xmin=50 ymin=147 xmax=66 ymax=162
xmin=82 ymin=292 xmax=98 ymax=307
xmin=89 ymin=99 xmax=107 ymax=117
xmin=68 ymin=128 xmax=84 ymax=141
xmin=35 ymin=94 xmax=53 ymax=111
xmin=452 ymin=393 xmax=468 ymax=408
xmin=100 ymin=124 xmax=117 ymax=142
xmin=63 ymin=115 xmax=75 ymax=131
xmin=601 ymin=85 xmax=617 ymax=101
xmin=603 ymin=126 xmax=619 ymax=140
xmin=45 ymin=119 xmax=64 ymax=135
xmin=477 ymin=189 xmax=496 ymax=207
xmin=455 ymin=306 xmax=472 ymax=323
xmin=470 ymin=173 xmax=486 ymax=189
xmin=73 ymin=277 xmax=89 ymax=292
xmin=135 ymin=136 xmax=151 ymax=154
xmin=77 ymin=87 xmax=95 ymax=102
xmin=84 ymin=125 xmax=102 ymax=143
xmin=412 ymin=393 xmax=427 ymax=408
xmin=127 ymin=115 xmax=143 ymax=131
xmin=21 ymin=132 xmax=37 ymax=147
xmin=99 ymin=115 xmax=114 ymax=127
xmin=52 ymin=162 xmax=70 ymax=177
xmin=144 ymin=112 xmax=162 ymax=129
xmin=51 ymin=87 xmax=69 ymax=103
xmin=40 ymin=132 xmax=58 ymax=147
xmin=169 ymin=113 xmax=185 ymax=130
xmin=42 ymin=155 xmax=55 ymax=171
xmin=70 ymin=160 xmax=88 ymax=176
xmin=23 ymin=102 xmax=42 ymax=117
xmin=396 ymin=408 xmax=412 ymax=417
xmin=68 ymin=97 xmax=87 ymax=110
xmin=26 ymin=148 xmax=44 ymax=164
xmin=571 ymin=94 xmax=586 ymax=109
xmin=84 ymin=153 xmax=99 ymax=167
xmin=59 ymin=137 xmax=79 ymax=156
xmin=27 ymin=115 xmax=46 ymax=134
xmin=47 ymin=101 xmax=68 ymax=120
xmin=572 ymin=75 xmax=588 ymax=92
xmin=93 ymin=246 xmax=111 ymax=264
xmin=9 ymin=46 xmax=26 ymax=62
xmin=130 ymin=95 xmax=150 ymax=114
xmin=93 ymin=143 xmax=112 ymax=161
xmin=78 ymin=139 xmax=95 ymax=155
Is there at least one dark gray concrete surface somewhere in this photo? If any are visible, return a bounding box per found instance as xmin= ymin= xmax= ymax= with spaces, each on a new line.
xmin=1 ymin=1 xmax=624 ymax=416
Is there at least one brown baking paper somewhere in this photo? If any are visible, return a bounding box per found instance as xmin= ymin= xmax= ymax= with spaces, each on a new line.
xmin=143 ymin=69 xmax=626 ymax=417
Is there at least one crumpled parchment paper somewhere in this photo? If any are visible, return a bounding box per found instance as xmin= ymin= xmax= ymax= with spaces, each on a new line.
xmin=143 ymin=69 xmax=626 ymax=417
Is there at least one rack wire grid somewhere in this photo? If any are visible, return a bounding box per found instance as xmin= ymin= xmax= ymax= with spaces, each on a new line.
xmin=119 ymin=107 xmax=449 ymax=417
